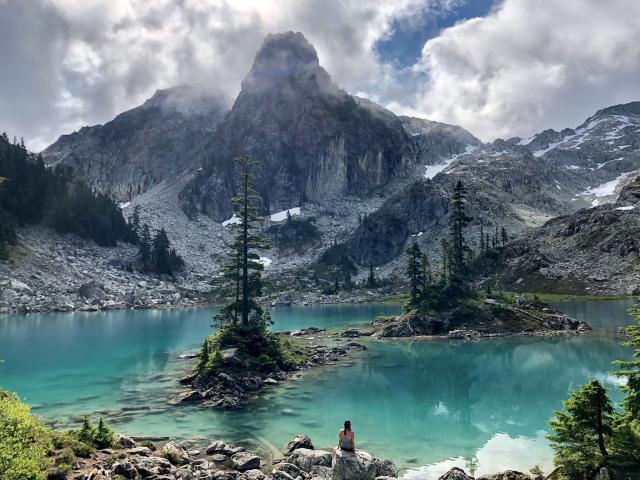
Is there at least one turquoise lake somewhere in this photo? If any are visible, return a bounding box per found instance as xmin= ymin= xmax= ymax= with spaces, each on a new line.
xmin=0 ymin=300 xmax=636 ymax=478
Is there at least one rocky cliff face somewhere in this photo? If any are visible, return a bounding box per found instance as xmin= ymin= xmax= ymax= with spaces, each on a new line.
xmin=178 ymin=32 xmax=476 ymax=221
xmin=345 ymin=102 xmax=640 ymax=276
xmin=41 ymin=86 xmax=228 ymax=202
xmin=480 ymin=177 xmax=640 ymax=295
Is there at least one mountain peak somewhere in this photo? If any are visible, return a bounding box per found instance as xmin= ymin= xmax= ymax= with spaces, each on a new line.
xmin=242 ymin=31 xmax=323 ymax=92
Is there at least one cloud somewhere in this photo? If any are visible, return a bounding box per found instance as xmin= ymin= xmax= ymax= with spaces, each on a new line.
xmin=1 ymin=0 xmax=639 ymax=150
xmin=411 ymin=0 xmax=640 ymax=140
xmin=0 ymin=0 xmax=431 ymax=150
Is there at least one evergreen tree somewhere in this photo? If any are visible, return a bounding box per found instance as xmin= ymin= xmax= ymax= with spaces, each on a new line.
xmin=405 ymin=241 xmax=424 ymax=309
xmin=449 ymin=181 xmax=472 ymax=284
xmin=421 ymin=254 xmax=432 ymax=292
xmin=479 ymin=222 xmax=485 ymax=252
xmin=152 ymin=227 xmax=172 ymax=274
xmin=78 ymin=416 xmax=96 ymax=445
xmin=548 ymin=380 xmax=614 ymax=477
xmin=94 ymin=417 xmax=113 ymax=449
xmin=500 ymin=226 xmax=509 ymax=246
xmin=367 ymin=263 xmax=377 ymax=288
xmin=138 ymin=223 xmax=152 ymax=271
xmin=215 ymin=156 xmax=270 ymax=326
xmin=613 ymin=304 xmax=640 ymax=417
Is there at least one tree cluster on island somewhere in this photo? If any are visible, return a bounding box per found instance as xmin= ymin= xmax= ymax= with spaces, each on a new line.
xmin=0 ymin=133 xmax=137 ymax=258
xmin=196 ymin=156 xmax=303 ymax=377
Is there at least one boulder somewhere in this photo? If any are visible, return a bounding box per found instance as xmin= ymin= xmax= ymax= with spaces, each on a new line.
xmin=341 ymin=329 xmax=373 ymax=337
xmin=77 ymin=281 xmax=106 ymax=300
xmin=10 ymin=279 xmax=33 ymax=294
xmin=478 ymin=471 xmax=537 ymax=480
xmin=231 ymin=452 xmax=261 ymax=471
xmin=285 ymin=434 xmax=314 ymax=454
xmin=205 ymin=440 xmax=229 ymax=454
xmin=162 ymin=441 xmax=190 ymax=465
xmin=288 ymin=448 xmax=332 ymax=472
xmin=113 ymin=461 xmax=138 ymax=479
xmin=240 ymin=470 xmax=266 ymax=480
xmin=176 ymin=390 xmax=203 ymax=403
xmin=594 ymin=467 xmax=610 ymax=480
xmin=439 ymin=467 xmax=474 ymax=480
xmin=274 ymin=462 xmax=303 ymax=478
xmin=115 ymin=434 xmax=137 ymax=449
xmin=331 ymin=448 xmax=398 ymax=480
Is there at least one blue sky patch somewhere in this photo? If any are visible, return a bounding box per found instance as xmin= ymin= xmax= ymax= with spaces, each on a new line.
xmin=375 ymin=0 xmax=496 ymax=68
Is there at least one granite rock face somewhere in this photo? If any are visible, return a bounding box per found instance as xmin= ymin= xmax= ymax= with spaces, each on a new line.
xmin=180 ymin=32 xmax=410 ymax=221
xmin=41 ymin=85 xmax=228 ymax=202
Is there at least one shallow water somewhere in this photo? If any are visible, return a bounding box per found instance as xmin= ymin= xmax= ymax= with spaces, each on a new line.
xmin=0 ymin=300 xmax=636 ymax=478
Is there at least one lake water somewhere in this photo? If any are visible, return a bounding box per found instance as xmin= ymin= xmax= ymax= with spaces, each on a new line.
xmin=0 ymin=300 xmax=636 ymax=478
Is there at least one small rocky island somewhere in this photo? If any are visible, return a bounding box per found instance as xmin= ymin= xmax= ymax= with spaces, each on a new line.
xmin=369 ymin=295 xmax=590 ymax=338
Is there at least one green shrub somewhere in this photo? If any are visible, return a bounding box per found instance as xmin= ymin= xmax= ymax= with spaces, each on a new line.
xmin=47 ymin=448 xmax=75 ymax=480
xmin=52 ymin=431 xmax=94 ymax=458
xmin=0 ymin=390 xmax=52 ymax=480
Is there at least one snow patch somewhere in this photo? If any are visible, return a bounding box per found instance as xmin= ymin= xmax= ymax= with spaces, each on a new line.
xmin=582 ymin=174 xmax=626 ymax=198
xmin=567 ymin=165 xmax=581 ymax=170
xmin=222 ymin=216 xmax=241 ymax=226
xmin=258 ymin=257 xmax=272 ymax=267
xmin=270 ymin=207 xmax=301 ymax=222
xmin=616 ymin=206 xmax=635 ymax=211
xmin=119 ymin=202 xmax=131 ymax=209
xmin=424 ymin=145 xmax=477 ymax=179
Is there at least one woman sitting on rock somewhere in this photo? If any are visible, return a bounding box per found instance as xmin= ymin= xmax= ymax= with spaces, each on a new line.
xmin=338 ymin=420 xmax=355 ymax=452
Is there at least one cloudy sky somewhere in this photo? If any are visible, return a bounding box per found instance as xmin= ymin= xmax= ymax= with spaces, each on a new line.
xmin=1 ymin=0 xmax=640 ymax=150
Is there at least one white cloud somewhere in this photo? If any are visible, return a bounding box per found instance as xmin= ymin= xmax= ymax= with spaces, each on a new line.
xmin=1 ymin=0 xmax=640 ymax=151
xmin=412 ymin=0 xmax=640 ymax=140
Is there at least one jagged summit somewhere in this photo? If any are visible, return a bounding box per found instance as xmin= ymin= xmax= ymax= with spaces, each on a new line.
xmin=240 ymin=31 xmax=340 ymax=97
xmin=593 ymin=100 xmax=640 ymax=118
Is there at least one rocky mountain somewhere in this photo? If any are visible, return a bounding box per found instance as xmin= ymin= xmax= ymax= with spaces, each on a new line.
xmin=22 ymin=31 xmax=640 ymax=300
xmin=41 ymin=86 xmax=229 ymax=202
xmin=345 ymin=102 xmax=640 ymax=278
xmin=178 ymin=32 xmax=478 ymax=221
xmin=479 ymin=177 xmax=640 ymax=295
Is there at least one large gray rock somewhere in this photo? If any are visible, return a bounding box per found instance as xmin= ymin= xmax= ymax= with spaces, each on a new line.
xmin=77 ymin=281 xmax=107 ymax=301
xmin=331 ymin=448 xmax=398 ymax=480
xmin=288 ymin=448 xmax=332 ymax=472
xmin=285 ymin=434 xmax=314 ymax=454
xmin=478 ymin=471 xmax=539 ymax=480
xmin=162 ymin=441 xmax=190 ymax=465
xmin=439 ymin=467 xmax=474 ymax=480
xmin=231 ymin=451 xmax=261 ymax=471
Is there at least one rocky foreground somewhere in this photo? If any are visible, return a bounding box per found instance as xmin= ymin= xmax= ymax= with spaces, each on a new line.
xmin=69 ymin=434 xmax=562 ymax=480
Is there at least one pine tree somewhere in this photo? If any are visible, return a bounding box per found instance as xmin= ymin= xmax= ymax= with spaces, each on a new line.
xmin=367 ymin=263 xmax=377 ymax=288
xmin=500 ymin=226 xmax=509 ymax=246
xmin=548 ymin=380 xmax=613 ymax=476
xmin=479 ymin=222 xmax=485 ymax=252
xmin=215 ymin=156 xmax=270 ymax=327
xmin=138 ymin=223 xmax=152 ymax=271
xmin=405 ymin=241 xmax=424 ymax=309
xmin=421 ymin=254 xmax=432 ymax=292
xmin=78 ymin=416 xmax=96 ymax=445
xmin=449 ymin=181 xmax=472 ymax=284
xmin=94 ymin=417 xmax=113 ymax=449
xmin=151 ymin=228 xmax=172 ymax=274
